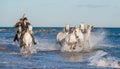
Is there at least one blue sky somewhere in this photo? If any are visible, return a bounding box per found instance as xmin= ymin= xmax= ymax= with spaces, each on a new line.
xmin=0 ymin=0 xmax=120 ymax=27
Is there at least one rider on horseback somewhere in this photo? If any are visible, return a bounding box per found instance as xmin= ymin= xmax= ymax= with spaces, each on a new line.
xmin=20 ymin=17 xmax=37 ymax=47
xmin=13 ymin=18 xmax=23 ymax=42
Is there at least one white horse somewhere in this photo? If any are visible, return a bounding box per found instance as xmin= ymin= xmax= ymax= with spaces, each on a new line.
xmin=61 ymin=25 xmax=84 ymax=51
xmin=74 ymin=27 xmax=84 ymax=50
xmin=85 ymin=25 xmax=94 ymax=49
xmin=79 ymin=23 xmax=85 ymax=33
xmin=19 ymin=25 xmax=33 ymax=55
xmin=64 ymin=27 xmax=78 ymax=50
xmin=56 ymin=24 xmax=70 ymax=46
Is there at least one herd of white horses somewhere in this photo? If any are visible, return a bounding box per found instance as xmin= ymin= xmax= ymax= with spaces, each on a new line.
xmin=17 ymin=23 xmax=93 ymax=55
xmin=57 ymin=23 xmax=94 ymax=52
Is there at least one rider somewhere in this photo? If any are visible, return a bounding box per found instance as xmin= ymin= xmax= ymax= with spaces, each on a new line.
xmin=13 ymin=18 xmax=23 ymax=42
xmin=20 ymin=17 xmax=37 ymax=47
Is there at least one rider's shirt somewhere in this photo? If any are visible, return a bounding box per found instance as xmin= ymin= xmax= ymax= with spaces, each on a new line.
xmin=21 ymin=22 xmax=31 ymax=32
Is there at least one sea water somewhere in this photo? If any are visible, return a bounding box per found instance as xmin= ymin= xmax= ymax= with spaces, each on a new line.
xmin=0 ymin=27 xmax=120 ymax=69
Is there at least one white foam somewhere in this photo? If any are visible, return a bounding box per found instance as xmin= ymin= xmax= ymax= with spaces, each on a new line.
xmin=34 ymin=42 xmax=59 ymax=51
xmin=61 ymin=42 xmax=83 ymax=52
xmin=88 ymin=50 xmax=120 ymax=68
xmin=0 ymin=62 xmax=9 ymax=64
xmin=9 ymin=52 xmax=19 ymax=55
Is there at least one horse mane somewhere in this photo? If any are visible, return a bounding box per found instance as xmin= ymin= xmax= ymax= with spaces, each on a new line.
xmin=28 ymin=25 xmax=33 ymax=34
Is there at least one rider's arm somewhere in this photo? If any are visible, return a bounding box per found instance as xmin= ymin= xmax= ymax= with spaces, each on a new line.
xmin=14 ymin=22 xmax=21 ymax=28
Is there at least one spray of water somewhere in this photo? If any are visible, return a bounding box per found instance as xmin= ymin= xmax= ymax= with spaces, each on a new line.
xmin=88 ymin=50 xmax=120 ymax=68
xmin=90 ymin=29 xmax=106 ymax=47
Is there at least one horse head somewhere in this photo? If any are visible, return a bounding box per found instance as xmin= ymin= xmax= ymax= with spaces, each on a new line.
xmin=74 ymin=27 xmax=84 ymax=39
xmin=80 ymin=23 xmax=85 ymax=33
xmin=64 ymin=24 xmax=70 ymax=32
xmin=87 ymin=25 xmax=94 ymax=31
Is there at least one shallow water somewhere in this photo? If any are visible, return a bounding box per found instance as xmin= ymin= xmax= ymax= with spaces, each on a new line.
xmin=0 ymin=27 xmax=120 ymax=69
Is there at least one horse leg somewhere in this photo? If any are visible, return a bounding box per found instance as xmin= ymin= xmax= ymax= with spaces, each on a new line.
xmin=57 ymin=42 xmax=62 ymax=46
xmin=79 ymin=41 xmax=84 ymax=51
xmin=60 ymin=42 xmax=63 ymax=46
xmin=78 ymin=40 xmax=81 ymax=47
xmin=70 ymin=43 xmax=76 ymax=50
xmin=69 ymin=43 xmax=73 ymax=50
xmin=73 ymin=43 xmax=77 ymax=50
xmin=20 ymin=46 xmax=24 ymax=55
xmin=70 ymin=45 xmax=73 ymax=50
xmin=31 ymin=34 xmax=37 ymax=45
xmin=28 ymin=44 xmax=32 ymax=54
xmin=87 ymin=40 xmax=91 ymax=49
xmin=20 ymin=40 xmax=25 ymax=55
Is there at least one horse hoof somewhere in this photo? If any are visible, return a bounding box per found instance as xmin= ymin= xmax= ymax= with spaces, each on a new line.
xmin=73 ymin=47 xmax=76 ymax=50
xmin=20 ymin=52 xmax=24 ymax=56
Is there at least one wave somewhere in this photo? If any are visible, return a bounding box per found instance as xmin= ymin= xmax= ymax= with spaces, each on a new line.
xmin=118 ymin=33 xmax=120 ymax=36
xmin=0 ymin=29 xmax=56 ymax=33
xmin=34 ymin=43 xmax=59 ymax=51
xmin=88 ymin=50 xmax=120 ymax=68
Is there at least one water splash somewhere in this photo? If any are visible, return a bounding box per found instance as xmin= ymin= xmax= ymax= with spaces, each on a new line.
xmin=90 ymin=30 xmax=106 ymax=47
xmin=88 ymin=50 xmax=120 ymax=68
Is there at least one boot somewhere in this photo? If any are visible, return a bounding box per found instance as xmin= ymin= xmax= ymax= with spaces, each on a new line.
xmin=13 ymin=33 xmax=19 ymax=42
xmin=31 ymin=34 xmax=37 ymax=45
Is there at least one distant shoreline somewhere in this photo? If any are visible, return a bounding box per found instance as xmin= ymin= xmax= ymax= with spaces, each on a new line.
xmin=0 ymin=27 xmax=120 ymax=28
xmin=0 ymin=27 xmax=120 ymax=33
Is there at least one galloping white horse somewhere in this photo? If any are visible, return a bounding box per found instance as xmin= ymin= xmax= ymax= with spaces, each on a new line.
xmin=56 ymin=24 xmax=70 ymax=46
xmin=74 ymin=27 xmax=84 ymax=50
xmin=85 ymin=25 xmax=94 ymax=49
xmin=64 ymin=27 xmax=77 ymax=50
xmin=60 ymin=24 xmax=85 ymax=51
xmin=18 ymin=25 xmax=33 ymax=54
xmin=62 ymin=26 xmax=84 ymax=51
